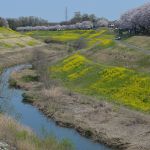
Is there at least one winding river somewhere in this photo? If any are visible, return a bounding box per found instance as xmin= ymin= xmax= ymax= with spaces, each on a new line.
xmin=0 ymin=65 xmax=110 ymax=150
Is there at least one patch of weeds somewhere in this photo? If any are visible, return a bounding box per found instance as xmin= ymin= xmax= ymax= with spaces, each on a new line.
xmin=16 ymin=43 xmax=25 ymax=48
xmin=0 ymin=42 xmax=12 ymax=48
xmin=16 ymin=130 xmax=28 ymax=140
xmin=22 ymin=92 xmax=35 ymax=103
xmin=9 ymin=78 xmax=20 ymax=88
xmin=27 ymin=40 xmax=37 ymax=46
xmin=22 ymin=75 xmax=39 ymax=82
xmin=85 ymin=129 xmax=93 ymax=137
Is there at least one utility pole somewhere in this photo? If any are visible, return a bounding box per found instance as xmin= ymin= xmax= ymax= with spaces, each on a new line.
xmin=65 ymin=7 xmax=68 ymax=22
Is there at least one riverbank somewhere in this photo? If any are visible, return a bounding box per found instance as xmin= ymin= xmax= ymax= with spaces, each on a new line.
xmin=9 ymin=65 xmax=150 ymax=150
xmin=0 ymin=44 xmax=75 ymax=150
xmin=0 ymin=45 xmax=38 ymax=74
xmin=2 ymin=64 xmax=109 ymax=150
xmin=1 ymin=37 xmax=150 ymax=149
xmin=0 ymin=115 xmax=73 ymax=150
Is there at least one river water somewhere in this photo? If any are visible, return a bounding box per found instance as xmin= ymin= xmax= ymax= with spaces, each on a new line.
xmin=0 ymin=65 xmax=111 ymax=150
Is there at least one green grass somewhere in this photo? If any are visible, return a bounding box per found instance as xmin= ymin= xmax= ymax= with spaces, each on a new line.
xmin=85 ymin=37 xmax=150 ymax=74
xmin=9 ymin=78 xmax=18 ymax=88
xmin=25 ymin=28 xmax=115 ymax=49
xmin=0 ymin=115 xmax=74 ymax=150
xmin=0 ymin=42 xmax=12 ymax=48
xmin=22 ymin=75 xmax=39 ymax=82
xmin=125 ymin=36 xmax=150 ymax=50
xmin=0 ymin=27 xmax=42 ymax=50
xmin=50 ymin=53 xmax=150 ymax=112
xmin=0 ymin=27 xmax=21 ymax=38
xmin=27 ymin=40 xmax=38 ymax=46
xmin=25 ymin=28 xmax=150 ymax=112
xmin=24 ymin=28 xmax=150 ymax=73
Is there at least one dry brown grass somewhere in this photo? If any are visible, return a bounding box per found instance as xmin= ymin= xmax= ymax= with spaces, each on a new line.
xmin=7 ymin=42 xmax=150 ymax=150
xmin=0 ymin=115 xmax=73 ymax=150
xmin=0 ymin=47 xmax=34 ymax=74
xmin=42 ymin=87 xmax=63 ymax=99
xmin=126 ymin=36 xmax=150 ymax=50
xmin=0 ymin=45 xmax=48 ymax=74
xmin=0 ymin=115 xmax=34 ymax=149
xmin=0 ymin=43 xmax=73 ymax=150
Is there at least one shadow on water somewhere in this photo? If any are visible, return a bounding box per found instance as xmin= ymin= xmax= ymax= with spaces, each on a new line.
xmin=0 ymin=65 xmax=111 ymax=150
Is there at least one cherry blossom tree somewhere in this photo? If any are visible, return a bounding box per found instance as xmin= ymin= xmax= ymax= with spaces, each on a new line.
xmin=119 ymin=3 xmax=150 ymax=35
xmin=0 ymin=17 xmax=8 ymax=27
xmin=95 ymin=18 xmax=109 ymax=28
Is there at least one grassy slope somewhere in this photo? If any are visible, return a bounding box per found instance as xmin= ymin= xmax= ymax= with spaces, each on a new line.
xmin=0 ymin=115 xmax=73 ymax=150
xmin=26 ymin=29 xmax=150 ymax=73
xmin=0 ymin=28 xmax=72 ymax=149
xmin=0 ymin=27 xmax=42 ymax=51
xmin=86 ymin=40 xmax=150 ymax=73
xmin=24 ymin=28 xmax=150 ymax=112
xmin=125 ymin=36 xmax=150 ymax=50
xmin=25 ymin=28 xmax=115 ymax=49
xmin=51 ymin=53 xmax=150 ymax=112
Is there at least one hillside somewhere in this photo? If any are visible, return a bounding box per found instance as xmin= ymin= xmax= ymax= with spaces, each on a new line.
xmin=125 ymin=36 xmax=150 ymax=51
xmin=0 ymin=27 xmax=43 ymax=74
xmin=50 ymin=53 xmax=150 ymax=112
xmin=26 ymin=28 xmax=150 ymax=112
xmin=25 ymin=28 xmax=115 ymax=49
xmin=0 ymin=27 xmax=42 ymax=53
xmin=9 ymin=28 xmax=150 ymax=150
xmin=26 ymin=28 xmax=150 ymax=73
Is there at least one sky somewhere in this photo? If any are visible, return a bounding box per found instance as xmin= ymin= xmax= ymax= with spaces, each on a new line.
xmin=0 ymin=0 xmax=150 ymax=22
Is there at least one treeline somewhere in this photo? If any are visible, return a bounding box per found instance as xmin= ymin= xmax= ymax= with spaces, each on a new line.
xmin=60 ymin=12 xmax=109 ymax=28
xmin=0 ymin=14 xmax=110 ymax=30
xmin=16 ymin=21 xmax=94 ymax=31
xmin=119 ymin=2 xmax=150 ymax=35
xmin=0 ymin=16 xmax=51 ymax=29
xmin=0 ymin=3 xmax=149 ymax=35
xmin=7 ymin=16 xmax=51 ymax=30
xmin=0 ymin=17 xmax=9 ymax=27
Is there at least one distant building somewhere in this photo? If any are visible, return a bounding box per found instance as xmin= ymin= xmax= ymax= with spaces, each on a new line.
xmin=109 ymin=23 xmax=115 ymax=28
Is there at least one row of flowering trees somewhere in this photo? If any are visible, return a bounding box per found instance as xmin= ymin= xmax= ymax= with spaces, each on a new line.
xmin=0 ymin=12 xmax=110 ymax=31
xmin=0 ymin=17 xmax=8 ymax=27
xmin=1 ymin=3 xmax=149 ymax=35
xmin=119 ymin=2 xmax=150 ymax=35
xmin=16 ymin=21 xmax=94 ymax=31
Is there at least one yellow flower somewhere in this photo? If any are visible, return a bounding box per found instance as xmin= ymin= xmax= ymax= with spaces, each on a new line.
xmin=68 ymin=67 xmax=92 ymax=80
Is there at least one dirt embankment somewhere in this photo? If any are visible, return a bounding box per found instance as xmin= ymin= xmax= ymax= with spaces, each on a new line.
xmin=0 ymin=44 xmax=73 ymax=150
xmin=10 ymin=66 xmax=150 ymax=150
xmin=0 ymin=45 xmax=44 ymax=74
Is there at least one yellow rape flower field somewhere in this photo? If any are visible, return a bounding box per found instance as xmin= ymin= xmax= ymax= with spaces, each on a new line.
xmin=50 ymin=53 xmax=150 ymax=112
xmin=25 ymin=28 xmax=115 ymax=49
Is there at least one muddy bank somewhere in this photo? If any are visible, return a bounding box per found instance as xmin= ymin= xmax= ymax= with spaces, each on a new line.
xmin=10 ymin=68 xmax=150 ymax=150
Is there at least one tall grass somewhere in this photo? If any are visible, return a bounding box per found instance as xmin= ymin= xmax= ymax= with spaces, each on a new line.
xmin=0 ymin=115 xmax=73 ymax=150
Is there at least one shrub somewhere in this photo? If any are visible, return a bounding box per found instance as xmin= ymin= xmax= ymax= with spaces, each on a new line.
xmin=22 ymin=75 xmax=39 ymax=82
